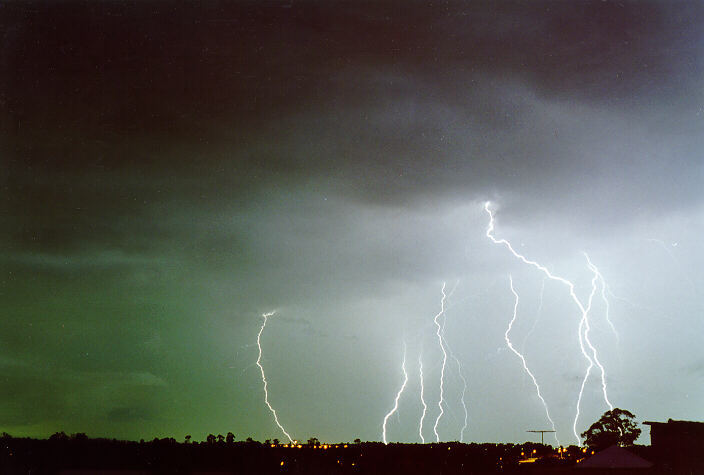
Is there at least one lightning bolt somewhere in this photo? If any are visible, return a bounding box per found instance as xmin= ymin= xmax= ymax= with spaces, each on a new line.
xmin=600 ymin=281 xmax=619 ymax=343
xmin=507 ymin=275 xmax=560 ymax=447
xmin=584 ymin=254 xmax=614 ymax=412
xmin=440 ymin=283 xmax=469 ymax=442
xmin=521 ymin=278 xmax=546 ymax=354
xmin=382 ymin=341 xmax=409 ymax=444
xmin=418 ymin=354 xmax=427 ymax=443
xmin=584 ymin=258 xmax=619 ymax=343
xmin=573 ymin=266 xmax=599 ymax=445
xmin=484 ymin=202 xmax=613 ymax=444
xmin=432 ymin=282 xmax=448 ymax=442
xmin=445 ymin=343 xmax=469 ymax=442
xmin=256 ymin=311 xmax=293 ymax=443
xmin=606 ymin=286 xmax=650 ymax=313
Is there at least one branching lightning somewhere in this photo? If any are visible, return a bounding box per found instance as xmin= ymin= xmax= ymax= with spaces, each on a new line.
xmin=573 ymin=267 xmax=598 ymax=444
xmin=256 ymin=311 xmax=294 ymax=443
xmin=506 ymin=275 xmax=560 ymax=447
xmin=418 ymin=355 xmax=427 ymax=443
xmin=521 ymin=278 xmax=546 ymax=354
xmin=584 ymin=254 xmax=614 ymax=412
xmin=383 ymin=281 xmax=461 ymax=444
xmin=432 ymin=282 xmax=449 ymax=442
xmin=587 ymin=258 xmax=619 ymax=343
xmin=382 ymin=342 xmax=409 ymax=444
xmin=440 ymin=283 xmax=469 ymax=442
xmin=445 ymin=341 xmax=469 ymax=442
xmin=485 ymin=202 xmax=613 ymax=444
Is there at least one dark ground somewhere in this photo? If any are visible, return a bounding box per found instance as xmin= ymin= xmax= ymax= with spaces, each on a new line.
xmin=0 ymin=433 xmax=670 ymax=475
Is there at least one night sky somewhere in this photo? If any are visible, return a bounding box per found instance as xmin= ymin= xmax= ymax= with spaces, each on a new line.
xmin=1 ymin=1 xmax=703 ymax=445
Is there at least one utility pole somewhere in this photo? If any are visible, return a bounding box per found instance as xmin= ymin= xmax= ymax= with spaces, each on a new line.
xmin=526 ymin=430 xmax=556 ymax=445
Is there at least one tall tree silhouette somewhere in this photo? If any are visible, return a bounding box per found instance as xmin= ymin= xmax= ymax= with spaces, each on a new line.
xmin=581 ymin=408 xmax=641 ymax=450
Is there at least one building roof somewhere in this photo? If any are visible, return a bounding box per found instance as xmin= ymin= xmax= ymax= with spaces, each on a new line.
xmin=644 ymin=419 xmax=704 ymax=430
xmin=575 ymin=445 xmax=653 ymax=470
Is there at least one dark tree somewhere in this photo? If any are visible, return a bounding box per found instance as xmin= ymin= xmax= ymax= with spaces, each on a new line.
xmin=184 ymin=434 xmax=191 ymax=443
xmin=354 ymin=438 xmax=361 ymax=444
xmin=307 ymin=437 xmax=319 ymax=447
xmin=581 ymin=408 xmax=641 ymax=450
xmin=273 ymin=438 xmax=280 ymax=446
xmin=216 ymin=434 xmax=225 ymax=443
xmin=226 ymin=432 xmax=235 ymax=444
xmin=206 ymin=434 xmax=216 ymax=444
xmin=49 ymin=431 xmax=69 ymax=442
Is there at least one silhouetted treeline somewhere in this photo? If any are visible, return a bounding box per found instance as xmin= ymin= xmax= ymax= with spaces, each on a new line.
xmin=0 ymin=432 xmax=654 ymax=475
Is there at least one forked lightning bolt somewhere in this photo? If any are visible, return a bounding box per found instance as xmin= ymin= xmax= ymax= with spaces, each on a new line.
xmin=584 ymin=254 xmax=614 ymax=411
xmin=521 ymin=278 xmax=546 ymax=354
xmin=445 ymin=343 xmax=469 ymax=442
xmin=382 ymin=342 xmax=409 ymax=444
xmin=433 ymin=282 xmax=449 ymax=442
xmin=587 ymin=256 xmax=619 ymax=343
xmin=440 ymin=285 xmax=469 ymax=442
xmin=418 ymin=355 xmax=427 ymax=443
xmin=569 ymin=254 xmax=614 ymax=444
xmin=485 ymin=202 xmax=613 ymax=444
xmin=507 ymin=275 xmax=560 ymax=446
xmin=256 ymin=311 xmax=293 ymax=443
xmin=573 ymin=266 xmax=599 ymax=444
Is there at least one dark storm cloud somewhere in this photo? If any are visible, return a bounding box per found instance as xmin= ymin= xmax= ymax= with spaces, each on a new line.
xmin=3 ymin=1 xmax=702 ymax=217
